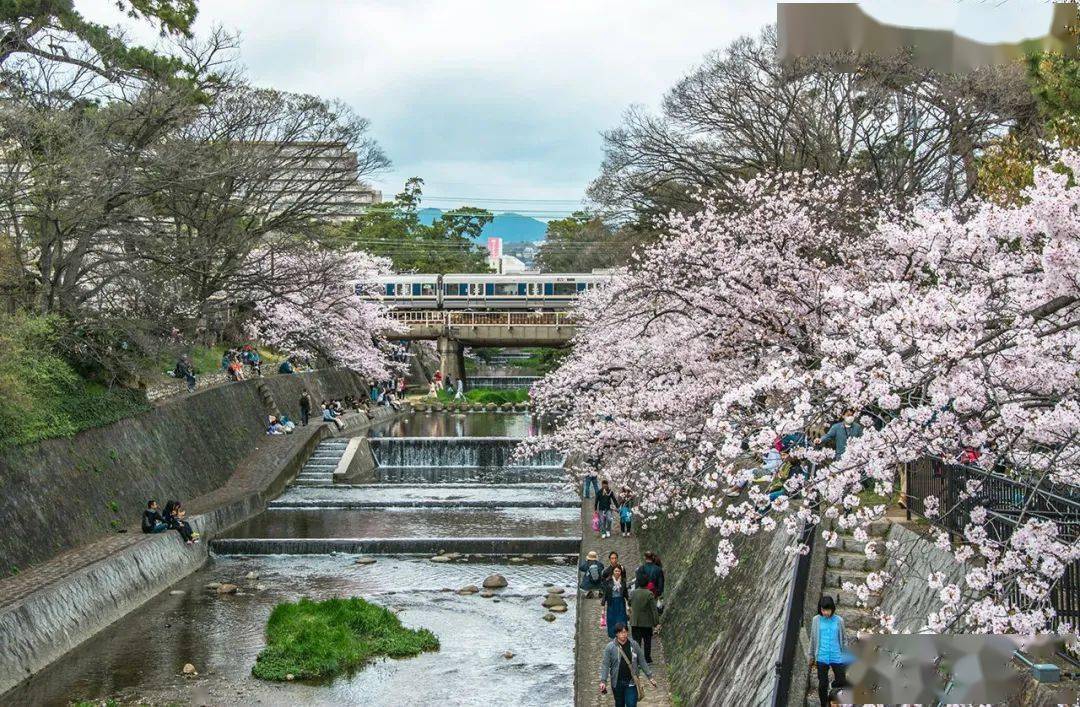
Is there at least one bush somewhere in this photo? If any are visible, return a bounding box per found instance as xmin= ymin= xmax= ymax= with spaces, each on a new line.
xmin=252 ymin=597 xmax=439 ymax=681
xmin=0 ymin=313 xmax=151 ymax=451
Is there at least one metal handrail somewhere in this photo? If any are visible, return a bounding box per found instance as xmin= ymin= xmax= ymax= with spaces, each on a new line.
xmin=388 ymin=310 xmax=572 ymax=327
xmin=771 ymin=518 xmax=817 ymax=707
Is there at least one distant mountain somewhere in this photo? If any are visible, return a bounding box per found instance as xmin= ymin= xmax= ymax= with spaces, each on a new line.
xmin=417 ymin=208 xmax=548 ymax=244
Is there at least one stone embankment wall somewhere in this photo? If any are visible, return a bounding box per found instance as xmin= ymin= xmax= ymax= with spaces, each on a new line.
xmin=638 ymin=511 xmax=799 ymax=707
xmin=0 ymin=368 xmax=368 ymax=574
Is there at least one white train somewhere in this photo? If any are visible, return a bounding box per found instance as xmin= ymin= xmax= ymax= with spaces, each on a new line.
xmin=358 ymin=273 xmax=611 ymax=310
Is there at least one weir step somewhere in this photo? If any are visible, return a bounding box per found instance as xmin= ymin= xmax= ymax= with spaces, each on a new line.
xmin=267 ymin=499 xmax=581 ymax=510
xmin=211 ymin=536 xmax=583 ymax=556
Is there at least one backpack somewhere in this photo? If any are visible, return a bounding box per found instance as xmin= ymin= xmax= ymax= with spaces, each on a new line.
xmin=620 ymin=505 xmax=632 ymax=523
xmin=588 ymin=562 xmax=601 ymax=582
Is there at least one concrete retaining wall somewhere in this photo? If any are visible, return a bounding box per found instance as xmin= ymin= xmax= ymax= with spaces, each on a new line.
xmin=0 ymin=369 xmax=368 ymax=575
xmin=0 ymin=379 xmax=402 ymax=695
xmin=638 ymin=511 xmax=798 ymax=706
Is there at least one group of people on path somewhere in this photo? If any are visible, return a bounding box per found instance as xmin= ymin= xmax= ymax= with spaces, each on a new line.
xmin=141 ymin=499 xmax=199 ymax=545
xmin=579 ymin=463 xmax=666 ymax=707
xmin=580 ymin=548 xmax=665 ymax=706
xmin=428 ymin=370 xmax=465 ymax=400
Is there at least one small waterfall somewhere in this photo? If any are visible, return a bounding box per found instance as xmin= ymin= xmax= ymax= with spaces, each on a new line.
xmin=370 ymin=437 xmax=563 ymax=468
xmin=466 ymin=376 xmax=540 ymax=390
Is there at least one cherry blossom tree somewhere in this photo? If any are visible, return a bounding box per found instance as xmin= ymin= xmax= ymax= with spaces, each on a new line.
xmin=248 ymin=248 xmax=403 ymax=380
xmin=527 ymin=148 xmax=1080 ymax=635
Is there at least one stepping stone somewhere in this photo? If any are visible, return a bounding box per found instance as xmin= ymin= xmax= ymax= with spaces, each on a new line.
xmin=355 ymin=556 xmax=377 ymax=565
xmin=550 ymin=604 xmax=568 ymax=613
xmin=430 ymin=555 xmax=451 ymax=563
xmin=542 ymin=613 xmax=556 ymax=622
xmin=542 ymin=595 xmax=567 ymax=608
xmin=457 ymin=585 xmax=479 ymax=595
xmin=483 ymin=573 xmax=508 ymax=589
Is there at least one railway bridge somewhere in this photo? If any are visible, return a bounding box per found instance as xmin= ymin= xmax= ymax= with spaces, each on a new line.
xmin=388 ymin=310 xmax=575 ymax=381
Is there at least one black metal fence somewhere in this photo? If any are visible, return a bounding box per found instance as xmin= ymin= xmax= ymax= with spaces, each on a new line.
xmin=904 ymin=458 xmax=1080 ymax=625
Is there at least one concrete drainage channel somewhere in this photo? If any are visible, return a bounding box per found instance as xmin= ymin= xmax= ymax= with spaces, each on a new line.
xmin=5 ymin=412 xmax=580 ymax=706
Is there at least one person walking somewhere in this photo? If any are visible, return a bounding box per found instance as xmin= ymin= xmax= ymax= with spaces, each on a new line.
xmin=599 ymin=622 xmax=656 ymax=707
xmin=582 ymin=456 xmax=601 ymax=499
xmin=639 ymin=552 xmax=665 ymax=599
xmin=629 ymin=570 xmax=660 ymax=664
xmin=618 ymin=486 xmax=634 ymax=537
xmin=601 ymin=565 xmax=629 ymax=639
xmin=174 ymin=356 xmax=196 ymax=393
xmin=299 ymin=390 xmax=312 ymax=427
xmin=579 ymin=550 xmax=604 ymax=598
xmin=454 ymin=378 xmax=464 ymax=400
xmin=809 ymin=595 xmax=849 ymax=707
xmin=601 ymin=551 xmax=625 ymax=583
xmin=595 ymin=480 xmax=617 ymax=538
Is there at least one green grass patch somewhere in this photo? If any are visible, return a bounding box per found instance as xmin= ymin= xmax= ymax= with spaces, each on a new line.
xmin=152 ymin=343 xmax=286 ymax=379
xmin=0 ymin=313 xmax=151 ymax=451
xmin=252 ymin=597 xmax=439 ymax=682
xmin=434 ymin=387 xmax=529 ymax=405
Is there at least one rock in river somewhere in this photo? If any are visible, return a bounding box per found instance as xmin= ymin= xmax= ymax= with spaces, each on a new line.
xmin=457 ymin=585 xmax=479 ymax=595
xmin=430 ymin=555 xmax=452 ymax=563
xmin=216 ymin=583 xmax=238 ymax=594
xmin=355 ymin=556 xmax=377 ymax=565
xmin=542 ymin=613 xmax=557 ymax=622
xmin=182 ymin=663 xmax=197 ymax=675
xmin=541 ymin=594 xmax=567 ymax=609
xmin=482 ymin=573 xmax=508 ymax=589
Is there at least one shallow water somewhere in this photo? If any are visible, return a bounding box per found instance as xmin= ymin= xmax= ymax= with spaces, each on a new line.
xmin=221 ymin=506 xmax=580 ymax=540
xmin=5 ymin=556 xmax=577 ymax=707
xmin=2 ymin=413 xmax=580 ymax=706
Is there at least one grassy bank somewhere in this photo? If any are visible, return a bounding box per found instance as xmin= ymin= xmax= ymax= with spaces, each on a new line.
xmin=0 ymin=314 xmax=151 ymax=451
xmin=252 ymin=597 xmax=439 ymax=681
xmin=433 ymin=387 xmax=529 ymax=405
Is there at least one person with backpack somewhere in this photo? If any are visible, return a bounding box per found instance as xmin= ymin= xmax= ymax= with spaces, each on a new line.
xmin=809 ymin=595 xmax=849 ymax=707
xmin=579 ymin=550 xmax=604 ymax=598
xmin=173 ymin=356 xmax=196 ymax=393
xmin=594 ymin=480 xmax=617 ymax=538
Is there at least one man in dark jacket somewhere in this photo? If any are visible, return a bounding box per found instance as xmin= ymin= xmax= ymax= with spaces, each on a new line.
xmin=601 ymin=550 xmax=625 ymax=583
xmin=594 ymin=480 xmax=617 ymax=538
xmin=629 ymin=570 xmax=660 ymax=663
xmin=142 ymin=500 xmax=167 ymax=533
xmin=299 ymin=391 xmax=312 ymax=426
xmin=639 ymin=552 xmax=665 ymax=599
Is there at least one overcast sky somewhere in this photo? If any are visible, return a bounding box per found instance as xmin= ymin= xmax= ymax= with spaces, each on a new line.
xmin=81 ymin=1 xmax=1058 ymax=216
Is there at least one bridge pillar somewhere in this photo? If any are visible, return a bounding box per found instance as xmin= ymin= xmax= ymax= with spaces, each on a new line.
xmin=437 ymin=335 xmax=466 ymax=385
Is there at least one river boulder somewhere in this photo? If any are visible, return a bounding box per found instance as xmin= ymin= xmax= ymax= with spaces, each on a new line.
xmin=482 ymin=573 xmax=508 ymax=589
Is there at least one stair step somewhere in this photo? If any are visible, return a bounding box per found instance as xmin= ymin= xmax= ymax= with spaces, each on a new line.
xmin=836 ymin=605 xmax=875 ymax=630
xmin=826 ymin=551 xmax=885 ymax=571
xmin=824 ymin=568 xmax=873 ymax=588
xmin=835 ymin=589 xmax=882 ymax=608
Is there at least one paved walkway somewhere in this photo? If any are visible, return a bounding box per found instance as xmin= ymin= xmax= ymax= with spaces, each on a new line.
xmin=575 ymin=494 xmax=674 ymax=707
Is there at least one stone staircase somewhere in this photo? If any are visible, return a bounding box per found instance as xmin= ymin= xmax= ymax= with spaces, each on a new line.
xmin=293 ymin=438 xmax=350 ymax=487
xmin=805 ymin=518 xmax=891 ymax=706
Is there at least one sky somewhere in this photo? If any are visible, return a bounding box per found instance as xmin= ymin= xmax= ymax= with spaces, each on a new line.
xmin=80 ymin=1 xmax=1059 ymax=217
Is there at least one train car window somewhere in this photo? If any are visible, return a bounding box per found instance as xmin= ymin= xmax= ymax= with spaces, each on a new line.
xmin=552 ymin=282 xmax=576 ymax=296
xmin=469 ymin=283 xmax=481 ymax=296
xmin=420 ymin=283 xmax=436 ymax=297
xmin=494 ymin=283 xmax=517 ymax=296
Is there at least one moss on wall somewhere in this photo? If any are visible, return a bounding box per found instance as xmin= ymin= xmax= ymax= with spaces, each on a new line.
xmin=639 ymin=511 xmax=797 ymax=707
xmin=0 ymin=369 xmax=367 ymax=575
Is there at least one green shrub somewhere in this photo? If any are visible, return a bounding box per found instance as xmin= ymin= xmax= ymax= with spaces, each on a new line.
xmin=252 ymin=597 xmax=439 ymax=682
xmin=0 ymin=313 xmax=151 ymax=451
